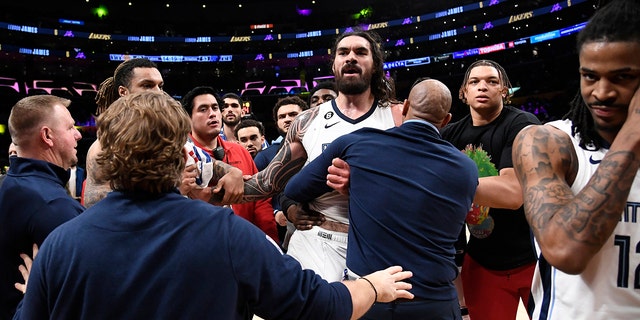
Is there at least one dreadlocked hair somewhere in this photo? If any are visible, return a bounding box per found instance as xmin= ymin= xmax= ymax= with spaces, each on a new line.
xmin=95 ymin=76 xmax=118 ymax=116
xmin=94 ymin=58 xmax=159 ymax=116
xmin=562 ymin=90 xmax=602 ymax=149
xmin=567 ymin=0 xmax=640 ymax=149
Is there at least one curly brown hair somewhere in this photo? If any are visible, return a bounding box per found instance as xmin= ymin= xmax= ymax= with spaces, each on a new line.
xmin=96 ymin=91 xmax=190 ymax=194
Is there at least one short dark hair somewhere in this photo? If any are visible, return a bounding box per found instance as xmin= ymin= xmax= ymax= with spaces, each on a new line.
xmin=272 ymin=96 xmax=309 ymax=122
xmin=309 ymin=81 xmax=337 ymax=97
xmin=221 ymin=93 xmax=243 ymax=107
xmin=181 ymin=86 xmax=221 ymax=116
xmin=234 ymin=119 xmax=265 ymax=138
xmin=308 ymin=81 xmax=338 ymax=106
xmin=95 ymin=58 xmax=158 ymax=115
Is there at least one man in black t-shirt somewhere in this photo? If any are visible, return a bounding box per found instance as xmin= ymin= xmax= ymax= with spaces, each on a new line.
xmin=441 ymin=59 xmax=540 ymax=320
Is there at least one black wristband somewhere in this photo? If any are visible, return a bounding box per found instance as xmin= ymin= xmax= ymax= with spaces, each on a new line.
xmin=279 ymin=194 xmax=298 ymax=220
xmin=359 ymin=277 xmax=378 ymax=305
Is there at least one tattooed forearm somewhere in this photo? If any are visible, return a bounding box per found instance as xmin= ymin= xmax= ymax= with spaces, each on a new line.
xmin=212 ymin=160 xmax=235 ymax=180
xmin=243 ymin=107 xmax=318 ymax=201
xmin=244 ymin=148 xmax=307 ymax=201
xmin=518 ymin=125 xmax=638 ymax=249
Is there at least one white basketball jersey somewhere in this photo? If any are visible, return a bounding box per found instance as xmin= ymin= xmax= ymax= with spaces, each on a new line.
xmin=530 ymin=119 xmax=640 ymax=320
xmin=302 ymin=100 xmax=395 ymax=224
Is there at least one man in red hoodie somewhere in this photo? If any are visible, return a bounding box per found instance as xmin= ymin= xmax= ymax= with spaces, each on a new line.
xmin=181 ymin=86 xmax=279 ymax=244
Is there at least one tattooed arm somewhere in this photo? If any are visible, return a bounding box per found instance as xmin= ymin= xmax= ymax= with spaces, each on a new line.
xmin=83 ymin=141 xmax=112 ymax=208
xmin=242 ymin=107 xmax=319 ymax=202
xmin=513 ymin=120 xmax=640 ymax=274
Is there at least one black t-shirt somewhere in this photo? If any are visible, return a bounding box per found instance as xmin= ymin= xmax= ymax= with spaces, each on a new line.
xmin=441 ymin=105 xmax=540 ymax=270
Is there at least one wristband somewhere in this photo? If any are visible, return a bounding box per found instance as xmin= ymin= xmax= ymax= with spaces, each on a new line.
xmin=279 ymin=195 xmax=298 ymax=220
xmin=359 ymin=277 xmax=378 ymax=304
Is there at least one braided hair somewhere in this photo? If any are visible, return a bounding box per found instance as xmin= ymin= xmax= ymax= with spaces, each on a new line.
xmin=565 ymin=0 xmax=640 ymax=149
xmin=95 ymin=58 xmax=158 ymax=115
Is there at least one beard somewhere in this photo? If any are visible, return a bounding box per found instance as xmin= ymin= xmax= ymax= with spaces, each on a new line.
xmin=222 ymin=116 xmax=240 ymax=126
xmin=336 ymin=66 xmax=372 ymax=95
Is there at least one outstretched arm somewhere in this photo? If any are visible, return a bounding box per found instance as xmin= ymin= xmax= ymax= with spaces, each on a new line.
xmin=513 ymin=111 xmax=640 ymax=273
xmin=243 ymin=108 xmax=319 ymax=202
xmin=343 ymin=266 xmax=413 ymax=319
xmin=474 ymin=168 xmax=523 ymax=210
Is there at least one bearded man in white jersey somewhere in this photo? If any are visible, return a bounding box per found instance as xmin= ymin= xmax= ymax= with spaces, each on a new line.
xmin=513 ymin=0 xmax=640 ymax=318
xmin=231 ymin=29 xmax=403 ymax=282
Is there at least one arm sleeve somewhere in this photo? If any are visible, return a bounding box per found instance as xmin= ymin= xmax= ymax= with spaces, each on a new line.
xmin=278 ymin=194 xmax=297 ymax=219
xmin=284 ymin=140 xmax=345 ymax=203
xmin=29 ymin=198 xmax=82 ymax=245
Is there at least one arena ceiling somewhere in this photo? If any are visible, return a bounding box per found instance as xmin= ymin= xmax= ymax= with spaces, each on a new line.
xmin=1 ymin=1 xmax=479 ymax=35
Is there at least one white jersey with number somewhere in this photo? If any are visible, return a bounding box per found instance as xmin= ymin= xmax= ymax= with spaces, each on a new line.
xmin=530 ymin=119 xmax=640 ymax=320
xmin=301 ymin=99 xmax=395 ymax=224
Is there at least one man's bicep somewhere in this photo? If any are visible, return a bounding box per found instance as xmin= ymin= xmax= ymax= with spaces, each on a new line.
xmin=244 ymin=113 xmax=315 ymax=199
xmin=83 ymin=142 xmax=111 ymax=207
xmin=513 ymin=125 xmax=576 ymax=229
xmin=245 ymin=139 xmax=307 ymax=200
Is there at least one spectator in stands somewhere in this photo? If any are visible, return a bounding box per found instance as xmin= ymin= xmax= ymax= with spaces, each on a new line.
xmin=0 ymin=143 xmax=17 ymax=187
xmin=254 ymin=96 xmax=310 ymax=170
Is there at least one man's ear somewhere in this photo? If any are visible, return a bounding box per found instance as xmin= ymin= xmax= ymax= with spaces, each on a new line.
xmin=118 ymin=85 xmax=128 ymax=97
xmin=441 ymin=113 xmax=452 ymax=128
xmin=402 ymin=99 xmax=409 ymax=117
xmin=41 ymin=127 xmax=54 ymax=147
